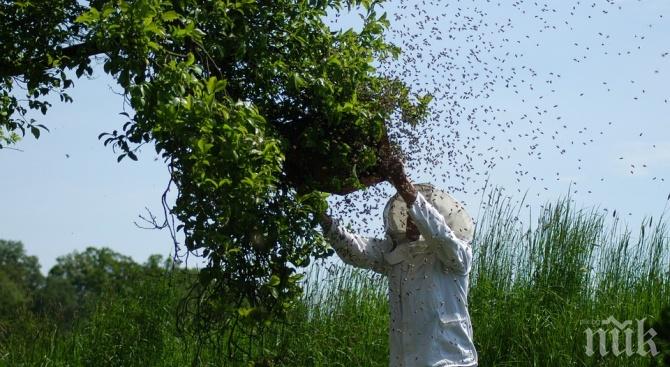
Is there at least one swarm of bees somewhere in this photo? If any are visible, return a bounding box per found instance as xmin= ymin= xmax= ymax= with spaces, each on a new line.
xmin=329 ymin=0 xmax=669 ymax=237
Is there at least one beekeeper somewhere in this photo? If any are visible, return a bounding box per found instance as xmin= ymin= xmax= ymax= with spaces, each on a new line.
xmin=319 ymin=156 xmax=478 ymax=367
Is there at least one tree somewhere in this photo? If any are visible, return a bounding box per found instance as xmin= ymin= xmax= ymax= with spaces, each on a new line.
xmin=0 ymin=271 xmax=30 ymax=320
xmin=36 ymin=247 xmax=163 ymax=326
xmin=0 ymin=0 xmax=429 ymax=332
xmin=46 ymin=247 xmax=142 ymax=301
xmin=33 ymin=275 xmax=79 ymax=326
xmin=0 ymin=240 xmax=44 ymax=339
xmin=0 ymin=240 xmax=43 ymax=309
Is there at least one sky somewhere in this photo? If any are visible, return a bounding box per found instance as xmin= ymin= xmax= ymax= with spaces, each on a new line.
xmin=0 ymin=73 xmax=180 ymax=271
xmin=1 ymin=0 xmax=669 ymax=272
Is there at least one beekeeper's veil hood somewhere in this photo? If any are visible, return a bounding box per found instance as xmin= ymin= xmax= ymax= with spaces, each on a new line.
xmin=383 ymin=183 xmax=475 ymax=244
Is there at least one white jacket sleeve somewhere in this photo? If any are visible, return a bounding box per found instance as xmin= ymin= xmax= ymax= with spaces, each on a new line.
xmin=408 ymin=192 xmax=473 ymax=275
xmin=326 ymin=219 xmax=391 ymax=275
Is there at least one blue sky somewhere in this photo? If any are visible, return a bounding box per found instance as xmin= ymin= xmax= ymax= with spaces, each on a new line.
xmin=0 ymin=73 xmax=180 ymax=271
xmin=1 ymin=0 xmax=669 ymax=272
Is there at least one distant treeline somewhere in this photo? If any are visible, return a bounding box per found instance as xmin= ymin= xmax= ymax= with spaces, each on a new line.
xmin=0 ymin=242 xmax=203 ymax=366
xmin=0 ymin=242 xmax=193 ymax=329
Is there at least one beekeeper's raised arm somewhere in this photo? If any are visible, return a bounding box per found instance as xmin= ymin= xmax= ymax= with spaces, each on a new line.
xmin=386 ymin=155 xmax=474 ymax=275
xmin=319 ymin=212 xmax=391 ymax=275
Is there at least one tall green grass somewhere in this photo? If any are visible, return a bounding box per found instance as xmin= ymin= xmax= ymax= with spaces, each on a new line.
xmin=1 ymin=190 xmax=668 ymax=366
xmin=470 ymin=189 xmax=669 ymax=366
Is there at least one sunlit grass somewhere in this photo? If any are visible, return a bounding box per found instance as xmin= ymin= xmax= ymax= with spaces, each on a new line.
xmin=469 ymin=189 xmax=669 ymax=366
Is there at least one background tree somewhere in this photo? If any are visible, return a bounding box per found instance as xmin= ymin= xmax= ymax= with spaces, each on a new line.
xmin=0 ymin=240 xmax=44 ymax=340
xmin=28 ymin=247 xmax=142 ymax=328
xmin=0 ymin=240 xmax=43 ymax=313
xmin=0 ymin=0 xmax=429 ymax=336
xmin=47 ymin=247 xmax=142 ymax=304
xmin=33 ymin=275 xmax=79 ymax=326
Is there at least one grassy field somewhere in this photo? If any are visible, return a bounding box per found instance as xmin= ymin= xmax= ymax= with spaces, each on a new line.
xmin=1 ymin=189 xmax=669 ymax=366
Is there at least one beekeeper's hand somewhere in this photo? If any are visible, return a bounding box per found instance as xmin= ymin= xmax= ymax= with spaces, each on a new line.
xmin=382 ymin=153 xmax=417 ymax=206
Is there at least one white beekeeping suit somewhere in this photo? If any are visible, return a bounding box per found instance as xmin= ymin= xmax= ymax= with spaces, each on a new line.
xmin=325 ymin=183 xmax=478 ymax=367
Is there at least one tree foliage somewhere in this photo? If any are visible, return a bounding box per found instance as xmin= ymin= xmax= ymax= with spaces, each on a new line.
xmin=46 ymin=247 xmax=143 ymax=304
xmin=0 ymin=240 xmax=43 ymax=313
xmin=0 ymin=0 xmax=429 ymax=331
xmin=0 ymin=240 xmax=43 ymax=340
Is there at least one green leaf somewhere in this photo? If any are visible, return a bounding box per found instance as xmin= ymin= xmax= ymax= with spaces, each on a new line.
xmin=161 ymin=10 xmax=180 ymax=22
xmin=197 ymin=139 xmax=213 ymax=153
xmin=215 ymin=80 xmax=227 ymax=93
xmin=290 ymin=73 xmax=305 ymax=90
xmin=30 ymin=126 xmax=40 ymax=139
xmin=206 ymin=76 xmax=217 ymax=94
xmin=238 ymin=307 xmax=255 ymax=317
xmin=147 ymin=41 xmax=160 ymax=51
xmin=267 ymin=275 xmax=280 ymax=287
xmin=185 ymin=53 xmax=195 ymax=66
xmin=75 ymin=8 xmax=100 ymax=24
